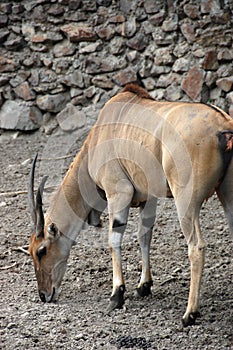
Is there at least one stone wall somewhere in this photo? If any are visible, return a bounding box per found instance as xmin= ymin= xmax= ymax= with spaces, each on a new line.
xmin=0 ymin=0 xmax=232 ymax=133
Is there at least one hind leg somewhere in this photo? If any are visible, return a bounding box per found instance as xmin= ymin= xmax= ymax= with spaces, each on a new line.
xmin=87 ymin=209 xmax=102 ymax=227
xmin=217 ymin=169 xmax=233 ymax=235
xmin=136 ymin=198 xmax=157 ymax=297
xmin=176 ymin=199 xmax=206 ymax=326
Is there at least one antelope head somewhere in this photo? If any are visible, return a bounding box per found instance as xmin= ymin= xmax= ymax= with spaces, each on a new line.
xmin=28 ymin=155 xmax=70 ymax=302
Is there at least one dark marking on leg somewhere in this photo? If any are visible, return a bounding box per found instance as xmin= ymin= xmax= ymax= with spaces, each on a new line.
xmin=97 ymin=186 xmax=107 ymax=201
xmin=112 ymin=219 xmax=126 ymax=229
xmin=108 ymin=285 xmax=126 ymax=311
xmin=136 ymin=280 xmax=153 ymax=298
xmin=88 ymin=209 xmax=102 ymax=227
xmin=182 ymin=311 xmax=201 ymax=327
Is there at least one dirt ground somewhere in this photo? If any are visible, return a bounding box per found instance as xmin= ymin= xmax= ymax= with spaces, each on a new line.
xmin=0 ymin=129 xmax=232 ymax=350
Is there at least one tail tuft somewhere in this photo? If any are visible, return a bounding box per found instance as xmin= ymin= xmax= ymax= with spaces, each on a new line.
xmin=218 ymin=130 xmax=233 ymax=181
xmin=218 ymin=131 xmax=233 ymax=152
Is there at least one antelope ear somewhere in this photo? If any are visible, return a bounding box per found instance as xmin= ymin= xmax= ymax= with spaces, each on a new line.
xmin=47 ymin=223 xmax=59 ymax=238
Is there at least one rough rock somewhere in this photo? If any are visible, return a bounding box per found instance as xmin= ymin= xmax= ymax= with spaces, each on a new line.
xmin=0 ymin=100 xmax=42 ymax=130
xmin=14 ymin=82 xmax=36 ymax=101
xmin=144 ymin=0 xmax=163 ymax=14
xmin=162 ymin=15 xmax=178 ymax=32
xmin=68 ymin=0 xmax=81 ymax=10
xmin=4 ymin=33 xmax=24 ymax=50
xmin=0 ymin=3 xmax=11 ymax=13
xmin=172 ymin=57 xmax=190 ymax=72
xmin=109 ymin=37 xmax=125 ymax=55
xmin=53 ymin=40 xmax=76 ymax=57
xmin=180 ymin=22 xmax=196 ymax=43
xmin=226 ymin=91 xmax=233 ymax=105
xmin=56 ymin=103 xmax=86 ymax=131
xmin=201 ymin=50 xmax=218 ymax=70
xmin=9 ymin=71 xmax=30 ymax=87
xmin=61 ymin=71 xmax=84 ymax=88
xmin=173 ymin=41 xmax=189 ymax=58
xmin=113 ymin=68 xmax=137 ymax=86
xmin=210 ymin=87 xmax=222 ymax=100
xmin=36 ymin=92 xmax=70 ymax=112
xmin=61 ymin=24 xmax=96 ymax=42
xmin=200 ymin=0 xmax=221 ymax=14
xmin=156 ymin=72 xmax=181 ymax=88
xmin=92 ymin=75 xmax=114 ymax=89
xmin=152 ymin=27 xmax=177 ymax=45
xmin=217 ymin=65 xmax=233 ymax=78
xmin=164 ymin=83 xmax=182 ymax=101
xmin=183 ymin=4 xmax=199 ymax=19
xmin=0 ymin=29 xmax=9 ymax=43
xmin=216 ymin=77 xmax=233 ymax=92
xmin=48 ymin=3 xmax=65 ymax=16
xmin=181 ymin=66 xmax=204 ymax=101
xmin=142 ymin=77 xmax=156 ymax=90
xmin=154 ymin=48 xmax=174 ymax=66
xmin=0 ymin=14 xmax=8 ymax=27
xmin=126 ymin=33 xmax=148 ymax=51
xmin=149 ymin=11 xmax=165 ymax=25
xmin=31 ymin=32 xmax=63 ymax=44
xmin=79 ymin=41 xmax=102 ymax=54
xmin=119 ymin=18 xmax=137 ymax=38
xmin=229 ymin=105 xmax=233 ymax=118
xmin=0 ymin=0 xmax=232 ymax=132
xmin=96 ymin=26 xmax=114 ymax=40
xmin=151 ymin=66 xmax=171 ymax=78
xmin=217 ymin=48 xmax=233 ymax=61
xmin=85 ymin=55 xmax=126 ymax=74
xmin=205 ymin=71 xmax=218 ymax=87
xmin=192 ymin=48 xmax=205 ymax=58
xmin=0 ymin=56 xmax=18 ymax=73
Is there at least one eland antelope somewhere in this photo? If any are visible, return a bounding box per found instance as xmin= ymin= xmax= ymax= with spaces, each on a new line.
xmin=29 ymin=84 xmax=233 ymax=326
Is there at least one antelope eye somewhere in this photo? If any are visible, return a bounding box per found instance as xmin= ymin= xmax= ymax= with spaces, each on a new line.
xmin=37 ymin=246 xmax=47 ymax=260
xmin=47 ymin=223 xmax=58 ymax=237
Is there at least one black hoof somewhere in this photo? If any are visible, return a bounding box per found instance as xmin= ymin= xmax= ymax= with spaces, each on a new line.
xmin=136 ymin=281 xmax=153 ymax=297
xmin=182 ymin=311 xmax=201 ymax=327
xmin=108 ymin=285 xmax=126 ymax=312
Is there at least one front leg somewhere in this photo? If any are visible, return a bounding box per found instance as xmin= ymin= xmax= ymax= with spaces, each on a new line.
xmin=108 ymin=227 xmax=126 ymax=310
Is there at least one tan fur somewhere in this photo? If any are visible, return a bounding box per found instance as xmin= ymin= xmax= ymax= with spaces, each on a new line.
xmin=29 ymin=85 xmax=233 ymax=325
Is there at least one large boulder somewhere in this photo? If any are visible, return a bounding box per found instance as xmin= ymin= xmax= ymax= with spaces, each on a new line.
xmin=56 ymin=103 xmax=86 ymax=132
xmin=36 ymin=92 xmax=70 ymax=113
xmin=0 ymin=100 xmax=42 ymax=130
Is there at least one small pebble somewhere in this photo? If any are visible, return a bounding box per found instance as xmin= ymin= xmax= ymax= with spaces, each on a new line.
xmin=109 ymin=335 xmax=156 ymax=349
